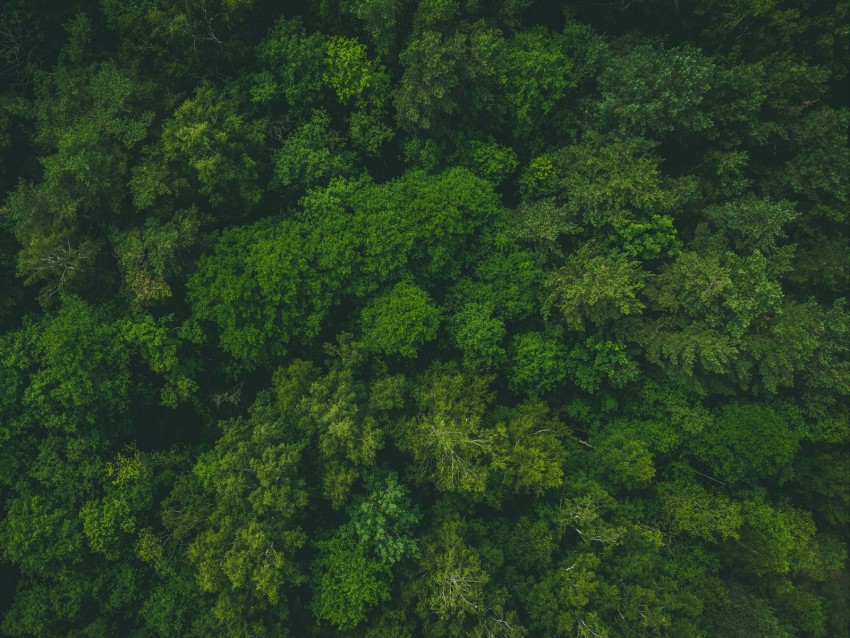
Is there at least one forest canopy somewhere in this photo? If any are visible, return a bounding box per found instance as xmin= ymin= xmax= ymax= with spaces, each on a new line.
xmin=0 ymin=1 xmax=848 ymax=636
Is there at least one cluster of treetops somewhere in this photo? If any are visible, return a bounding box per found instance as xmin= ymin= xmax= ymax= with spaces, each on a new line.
xmin=0 ymin=0 xmax=847 ymax=636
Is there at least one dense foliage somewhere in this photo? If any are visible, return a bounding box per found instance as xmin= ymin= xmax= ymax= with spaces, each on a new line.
xmin=0 ymin=1 xmax=848 ymax=636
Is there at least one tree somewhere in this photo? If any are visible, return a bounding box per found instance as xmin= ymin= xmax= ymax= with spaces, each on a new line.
xmin=338 ymin=0 xmax=408 ymax=57
xmin=507 ymin=331 xmax=567 ymax=396
xmin=324 ymin=35 xmax=393 ymax=153
xmin=640 ymin=246 xmax=786 ymax=381
xmin=187 ymin=217 xmax=325 ymax=368
xmin=299 ymin=339 xmax=383 ymax=507
xmin=252 ymin=17 xmax=327 ymax=124
xmin=158 ymin=84 xmax=265 ymax=209
xmin=184 ymin=389 xmax=309 ymax=636
xmin=704 ymin=196 xmax=797 ymax=254
xmin=598 ymin=43 xmax=716 ymax=138
xmin=272 ymin=109 xmax=357 ymax=191
xmin=311 ymin=471 xmax=420 ymax=630
xmin=487 ymin=401 xmax=567 ymax=496
xmin=565 ymin=334 xmax=640 ymax=393
xmin=544 ymin=243 xmax=646 ymax=331
xmin=111 ymin=208 xmax=201 ymax=305
xmin=397 ymin=363 xmax=494 ymax=497
xmin=360 ymin=281 xmax=441 ymax=358
xmin=520 ymin=136 xmax=685 ymax=234
xmin=690 ymin=403 xmax=799 ymax=485
xmin=448 ymin=301 xmax=506 ymax=369
xmin=2 ymin=297 xmax=131 ymax=435
xmin=189 ymin=168 xmax=501 ymax=369
xmin=397 ymin=363 xmax=567 ymax=502
xmin=395 ymin=30 xmax=467 ymax=132
xmin=100 ymin=0 xmax=255 ymax=78
xmin=0 ymin=437 xmax=186 ymax=637
xmin=5 ymin=58 xmax=153 ymax=303
xmin=499 ymin=27 xmax=578 ymax=141
xmin=312 ymin=533 xmax=391 ymax=630
xmin=415 ymin=517 xmax=490 ymax=630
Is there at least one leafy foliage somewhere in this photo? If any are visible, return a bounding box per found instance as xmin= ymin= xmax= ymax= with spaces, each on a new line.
xmin=0 ymin=2 xmax=847 ymax=637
